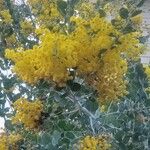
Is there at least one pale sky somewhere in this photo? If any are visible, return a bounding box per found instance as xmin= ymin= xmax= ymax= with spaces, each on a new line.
xmin=0 ymin=117 xmax=4 ymax=132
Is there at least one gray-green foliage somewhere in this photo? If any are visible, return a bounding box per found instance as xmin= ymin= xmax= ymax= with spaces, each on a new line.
xmin=0 ymin=0 xmax=150 ymax=149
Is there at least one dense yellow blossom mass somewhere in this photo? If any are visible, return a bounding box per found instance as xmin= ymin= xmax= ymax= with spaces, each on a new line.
xmin=12 ymin=98 xmax=43 ymax=130
xmin=26 ymin=0 xmax=62 ymax=29
xmin=5 ymin=2 xmax=142 ymax=104
xmin=79 ymin=135 xmax=111 ymax=150
xmin=0 ymin=133 xmax=22 ymax=150
xmin=0 ymin=9 xmax=12 ymax=24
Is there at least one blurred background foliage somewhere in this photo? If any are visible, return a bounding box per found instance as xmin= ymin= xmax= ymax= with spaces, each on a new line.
xmin=0 ymin=0 xmax=150 ymax=149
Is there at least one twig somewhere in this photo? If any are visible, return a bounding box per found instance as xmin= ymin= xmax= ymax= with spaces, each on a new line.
xmin=90 ymin=117 xmax=95 ymax=134
xmin=67 ymin=88 xmax=97 ymax=119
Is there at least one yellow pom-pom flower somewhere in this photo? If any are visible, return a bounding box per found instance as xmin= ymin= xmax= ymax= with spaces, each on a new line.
xmin=0 ymin=133 xmax=22 ymax=150
xmin=131 ymin=15 xmax=143 ymax=25
xmin=79 ymin=135 xmax=111 ymax=150
xmin=0 ymin=9 xmax=12 ymax=24
xmin=12 ymin=98 xmax=43 ymax=130
xmin=20 ymin=20 xmax=34 ymax=35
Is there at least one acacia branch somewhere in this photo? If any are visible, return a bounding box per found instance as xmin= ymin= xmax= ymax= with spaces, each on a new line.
xmin=66 ymin=90 xmax=97 ymax=119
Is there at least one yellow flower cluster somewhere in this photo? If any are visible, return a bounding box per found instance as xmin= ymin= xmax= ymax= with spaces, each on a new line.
xmin=20 ymin=20 xmax=34 ymax=35
xmin=96 ymin=50 xmax=128 ymax=103
xmin=0 ymin=1 xmax=5 ymax=10
xmin=112 ymin=16 xmax=126 ymax=30
xmin=76 ymin=2 xmax=97 ymax=19
xmin=144 ymin=66 xmax=150 ymax=79
xmin=131 ymin=15 xmax=143 ymax=25
xmin=0 ymin=133 xmax=22 ymax=150
xmin=79 ymin=135 xmax=111 ymax=150
xmin=5 ymin=34 xmax=17 ymax=48
xmin=117 ymin=32 xmax=142 ymax=59
xmin=27 ymin=0 xmax=61 ymax=29
xmin=0 ymin=9 xmax=12 ymax=24
xmin=5 ymin=3 xmax=142 ymax=104
xmin=5 ymin=30 xmax=76 ymax=86
xmin=12 ymin=98 xmax=43 ymax=130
